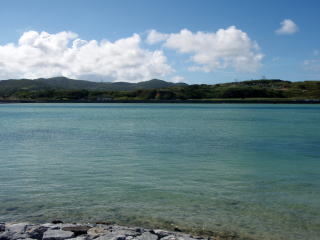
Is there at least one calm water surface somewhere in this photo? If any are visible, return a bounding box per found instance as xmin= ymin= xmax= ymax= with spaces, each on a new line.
xmin=0 ymin=104 xmax=319 ymax=240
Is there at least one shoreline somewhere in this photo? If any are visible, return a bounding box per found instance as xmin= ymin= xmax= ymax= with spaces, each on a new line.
xmin=0 ymin=221 xmax=246 ymax=240
xmin=0 ymin=99 xmax=320 ymax=104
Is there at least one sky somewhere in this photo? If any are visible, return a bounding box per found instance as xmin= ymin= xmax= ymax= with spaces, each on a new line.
xmin=0 ymin=0 xmax=320 ymax=84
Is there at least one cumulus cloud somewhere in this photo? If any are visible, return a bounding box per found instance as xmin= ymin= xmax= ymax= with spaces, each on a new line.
xmin=146 ymin=30 xmax=169 ymax=44
xmin=147 ymin=26 xmax=263 ymax=72
xmin=0 ymin=31 xmax=173 ymax=82
xmin=170 ymin=75 xmax=184 ymax=83
xmin=276 ymin=19 xmax=299 ymax=35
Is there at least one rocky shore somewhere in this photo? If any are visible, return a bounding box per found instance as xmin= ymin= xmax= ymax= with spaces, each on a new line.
xmin=0 ymin=222 xmax=241 ymax=240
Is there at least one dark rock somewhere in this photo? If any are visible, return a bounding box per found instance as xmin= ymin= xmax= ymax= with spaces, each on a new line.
xmin=135 ymin=228 xmax=144 ymax=234
xmin=26 ymin=225 xmax=48 ymax=240
xmin=0 ymin=223 xmax=4 ymax=232
xmin=43 ymin=229 xmax=75 ymax=240
xmin=95 ymin=221 xmax=113 ymax=225
xmin=62 ymin=226 xmax=91 ymax=236
xmin=0 ymin=231 xmax=10 ymax=240
xmin=51 ymin=220 xmax=64 ymax=224
xmin=173 ymin=227 xmax=182 ymax=232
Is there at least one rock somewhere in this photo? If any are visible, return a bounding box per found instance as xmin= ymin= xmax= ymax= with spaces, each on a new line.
xmin=161 ymin=235 xmax=177 ymax=240
xmin=26 ymin=225 xmax=48 ymax=240
xmin=5 ymin=223 xmax=29 ymax=234
xmin=95 ymin=222 xmax=113 ymax=225
xmin=176 ymin=234 xmax=200 ymax=240
xmin=41 ymin=224 xmax=59 ymax=229
xmin=161 ymin=235 xmax=201 ymax=240
xmin=87 ymin=227 xmax=109 ymax=237
xmin=51 ymin=220 xmax=64 ymax=224
xmin=151 ymin=229 xmax=171 ymax=238
xmin=135 ymin=232 xmax=157 ymax=240
xmin=68 ymin=237 xmax=88 ymax=240
xmin=134 ymin=228 xmax=144 ymax=234
xmin=60 ymin=224 xmax=79 ymax=229
xmin=43 ymin=229 xmax=75 ymax=240
xmin=0 ymin=223 xmax=5 ymax=232
xmin=2 ymin=223 xmax=30 ymax=240
xmin=112 ymin=229 xmax=139 ymax=237
xmin=61 ymin=226 xmax=91 ymax=236
xmin=0 ymin=231 xmax=10 ymax=240
xmin=0 ymin=231 xmax=28 ymax=240
xmin=94 ymin=232 xmax=126 ymax=240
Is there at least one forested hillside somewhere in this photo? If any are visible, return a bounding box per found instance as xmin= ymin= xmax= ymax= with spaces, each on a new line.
xmin=0 ymin=78 xmax=319 ymax=102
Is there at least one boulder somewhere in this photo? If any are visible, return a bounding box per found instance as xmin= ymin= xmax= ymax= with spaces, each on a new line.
xmin=162 ymin=235 xmax=200 ymax=240
xmin=161 ymin=235 xmax=179 ymax=240
xmin=5 ymin=223 xmax=29 ymax=234
xmin=0 ymin=223 xmax=5 ymax=232
xmin=94 ymin=232 xmax=126 ymax=240
xmin=87 ymin=227 xmax=109 ymax=237
xmin=43 ymin=229 xmax=75 ymax=240
xmin=0 ymin=231 xmax=10 ymax=240
xmin=51 ymin=221 xmax=64 ymax=224
xmin=41 ymin=224 xmax=59 ymax=230
xmin=151 ymin=229 xmax=171 ymax=238
xmin=135 ymin=232 xmax=157 ymax=240
xmin=26 ymin=225 xmax=48 ymax=240
xmin=61 ymin=226 xmax=90 ymax=236
xmin=68 ymin=237 xmax=88 ymax=240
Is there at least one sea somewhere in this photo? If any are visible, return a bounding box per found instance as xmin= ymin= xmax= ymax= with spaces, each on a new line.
xmin=0 ymin=103 xmax=319 ymax=240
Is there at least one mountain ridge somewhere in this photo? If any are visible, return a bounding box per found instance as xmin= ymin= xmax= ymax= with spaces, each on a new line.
xmin=1 ymin=77 xmax=320 ymax=102
xmin=0 ymin=77 xmax=187 ymax=93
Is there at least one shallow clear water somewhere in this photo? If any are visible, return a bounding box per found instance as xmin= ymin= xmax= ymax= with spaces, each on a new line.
xmin=0 ymin=103 xmax=319 ymax=240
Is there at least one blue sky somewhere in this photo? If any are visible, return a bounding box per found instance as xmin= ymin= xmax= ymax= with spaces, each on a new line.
xmin=0 ymin=0 xmax=320 ymax=83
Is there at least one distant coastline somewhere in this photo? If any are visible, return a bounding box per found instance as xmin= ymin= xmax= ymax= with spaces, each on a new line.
xmin=1 ymin=99 xmax=320 ymax=104
xmin=1 ymin=77 xmax=320 ymax=103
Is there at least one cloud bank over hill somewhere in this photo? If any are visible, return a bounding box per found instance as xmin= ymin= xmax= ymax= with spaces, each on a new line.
xmin=0 ymin=27 xmax=263 ymax=82
xmin=0 ymin=31 xmax=173 ymax=82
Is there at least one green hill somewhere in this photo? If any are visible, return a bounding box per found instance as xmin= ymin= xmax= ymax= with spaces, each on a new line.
xmin=0 ymin=77 xmax=319 ymax=102
xmin=0 ymin=77 xmax=187 ymax=94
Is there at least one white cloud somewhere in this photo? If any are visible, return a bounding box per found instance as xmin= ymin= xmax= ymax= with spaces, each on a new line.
xmin=0 ymin=31 xmax=173 ymax=82
xmin=147 ymin=26 xmax=263 ymax=72
xmin=276 ymin=19 xmax=299 ymax=35
xmin=170 ymin=75 xmax=184 ymax=83
xmin=146 ymin=30 xmax=169 ymax=44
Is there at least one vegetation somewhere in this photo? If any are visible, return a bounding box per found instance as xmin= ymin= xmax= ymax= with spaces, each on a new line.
xmin=0 ymin=77 xmax=320 ymax=102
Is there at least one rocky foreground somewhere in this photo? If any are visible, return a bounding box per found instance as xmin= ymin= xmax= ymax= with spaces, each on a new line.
xmin=0 ymin=222 xmax=240 ymax=240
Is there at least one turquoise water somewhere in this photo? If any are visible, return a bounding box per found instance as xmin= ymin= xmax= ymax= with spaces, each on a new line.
xmin=0 ymin=104 xmax=319 ymax=240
